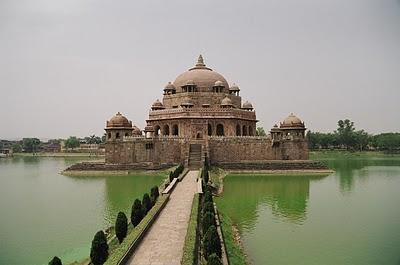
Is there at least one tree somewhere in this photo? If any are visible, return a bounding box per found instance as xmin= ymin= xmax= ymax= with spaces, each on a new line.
xmin=12 ymin=143 xmax=22 ymax=153
xmin=354 ymin=130 xmax=370 ymax=151
xmin=90 ymin=231 xmax=109 ymax=265
xmin=64 ymin=136 xmax=80 ymax=151
xmin=85 ymin=135 xmax=102 ymax=144
xmin=115 ymin=212 xmax=128 ymax=243
xmin=202 ymin=201 xmax=214 ymax=216
xmin=22 ymin=138 xmax=41 ymax=153
xmin=203 ymin=225 xmax=222 ymax=259
xmin=49 ymin=256 xmax=62 ymax=265
xmin=131 ymin=199 xmax=143 ymax=227
xmin=142 ymin=193 xmax=152 ymax=215
xmin=256 ymin=127 xmax=267 ymax=136
xmin=202 ymin=211 xmax=216 ymax=233
xmin=204 ymin=190 xmax=213 ymax=203
xmin=150 ymin=186 xmax=159 ymax=205
xmin=207 ymin=253 xmax=222 ymax=265
xmin=203 ymin=169 xmax=209 ymax=184
xmin=336 ymin=119 xmax=356 ymax=150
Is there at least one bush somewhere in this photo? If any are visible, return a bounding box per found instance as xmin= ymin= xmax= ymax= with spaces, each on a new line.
xmin=142 ymin=193 xmax=152 ymax=215
xmin=202 ymin=201 xmax=214 ymax=216
xmin=169 ymin=171 xmax=175 ymax=182
xmin=207 ymin=253 xmax=222 ymax=265
xmin=48 ymin=256 xmax=62 ymax=265
xmin=90 ymin=230 xmax=109 ymax=265
xmin=150 ymin=186 xmax=159 ymax=205
xmin=203 ymin=170 xmax=209 ymax=184
xmin=202 ymin=211 xmax=216 ymax=233
xmin=203 ymin=226 xmax=221 ymax=260
xmin=204 ymin=190 xmax=213 ymax=203
xmin=115 ymin=212 xmax=128 ymax=243
xmin=131 ymin=199 xmax=143 ymax=227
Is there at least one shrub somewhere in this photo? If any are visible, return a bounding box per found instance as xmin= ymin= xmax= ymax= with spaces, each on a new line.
xmin=115 ymin=212 xmax=128 ymax=243
xmin=202 ymin=211 xmax=215 ymax=233
xmin=207 ymin=253 xmax=222 ymax=265
xmin=204 ymin=190 xmax=213 ymax=203
xmin=131 ymin=199 xmax=143 ymax=227
xmin=202 ymin=201 xmax=214 ymax=216
xmin=203 ymin=225 xmax=221 ymax=260
xmin=48 ymin=256 xmax=62 ymax=265
xmin=169 ymin=171 xmax=175 ymax=182
xmin=90 ymin=230 xmax=109 ymax=265
xmin=203 ymin=170 xmax=209 ymax=184
xmin=142 ymin=193 xmax=152 ymax=215
xmin=150 ymin=186 xmax=159 ymax=205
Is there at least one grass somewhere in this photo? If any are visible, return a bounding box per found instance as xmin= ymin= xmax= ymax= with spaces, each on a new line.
xmin=310 ymin=150 xmax=400 ymax=160
xmin=104 ymin=194 xmax=169 ymax=265
xmin=181 ymin=194 xmax=200 ymax=265
xmin=216 ymin=211 xmax=247 ymax=265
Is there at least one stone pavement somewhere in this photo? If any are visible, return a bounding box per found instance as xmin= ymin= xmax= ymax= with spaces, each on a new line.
xmin=127 ymin=170 xmax=199 ymax=265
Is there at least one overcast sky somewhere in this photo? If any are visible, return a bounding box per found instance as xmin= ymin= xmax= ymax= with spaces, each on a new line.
xmin=1 ymin=0 xmax=399 ymax=140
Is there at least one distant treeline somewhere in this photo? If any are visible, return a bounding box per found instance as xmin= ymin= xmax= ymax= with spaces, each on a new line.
xmin=307 ymin=119 xmax=400 ymax=152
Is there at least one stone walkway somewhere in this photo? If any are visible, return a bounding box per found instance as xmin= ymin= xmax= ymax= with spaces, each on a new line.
xmin=127 ymin=170 xmax=199 ymax=265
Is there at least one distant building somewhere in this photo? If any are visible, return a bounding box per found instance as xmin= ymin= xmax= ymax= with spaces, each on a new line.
xmin=104 ymin=55 xmax=308 ymax=168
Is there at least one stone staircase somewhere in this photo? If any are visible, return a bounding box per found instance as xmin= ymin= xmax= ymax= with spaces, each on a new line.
xmin=188 ymin=144 xmax=202 ymax=169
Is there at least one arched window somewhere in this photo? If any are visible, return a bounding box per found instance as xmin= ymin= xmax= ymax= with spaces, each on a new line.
xmin=116 ymin=132 xmax=120 ymax=139
xmin=163 ymin=125 xmax=170 ymax=136
xmin=236 ymin=124 xmax=241 ymax=136
xmin=125 ymin=132 xmax=129 ymax=137
xmin=249 ymin=126 xmax=253 ymax=136
xmin=208 ymin=124 xmax=212 ymax=136
xmin=154 ymin=125 xmax=161 ymax=136
xmin=172 ymin=124 xmax=179 ymax=136
xmin=108 ymin=133 xmax=111 ymax=139
xmin=197 ymin=132 xmax=202 ymax=139
xmin=216 ymin=124 xmax=224 ymax=136
xmin=242 ymin=125 xmax=247 ymax=136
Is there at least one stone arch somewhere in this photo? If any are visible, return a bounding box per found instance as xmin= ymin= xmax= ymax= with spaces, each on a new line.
xmin=163 ymin=125 xmax=170 ymax=136
xmin=108 ymin=132 xmax=111 ymax=140
xmin=242 ymin=125 xmax=248 ymax=136
xmin=216 ymin=124 xmax=224 ymax=136
xmin=197 ymin=132 xmax=203 ymax=139
xmin=236 ymin=124 xmax=241 ymax=136
xmin=172 ymin=124 xmax=179 ymax=136
xmin=154 ymin=125 xmax=161 ymax=136
xmin=208 ymin=124 xmax=212 ymax=136
xmin=116 ymin=132 xmax=120 ymax=139
xmin=249 ymin=126 xmax=253 ymax=136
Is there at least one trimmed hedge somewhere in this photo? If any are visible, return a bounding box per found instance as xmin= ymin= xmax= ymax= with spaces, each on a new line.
xmin=181 ymin=194 xmax=200 ymax=265
xmin=104 ymin=194 xmax=169 ymax=265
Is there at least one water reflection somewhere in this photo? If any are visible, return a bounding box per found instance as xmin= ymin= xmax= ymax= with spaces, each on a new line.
xmin=322 ymin=156 xmax=400 ymax=193
xmin=216 ymin=174 xmax=327 ymax=229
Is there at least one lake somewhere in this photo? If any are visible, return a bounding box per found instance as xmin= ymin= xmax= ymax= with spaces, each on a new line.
xmin=0 ymin=156 xmax=165 ymax=265
xmin=216 ymin=153 xmax=400 ymax=265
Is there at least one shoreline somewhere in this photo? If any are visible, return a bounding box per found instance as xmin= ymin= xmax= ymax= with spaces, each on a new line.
xmin=13 ymin=152 xmax=105 ymax=158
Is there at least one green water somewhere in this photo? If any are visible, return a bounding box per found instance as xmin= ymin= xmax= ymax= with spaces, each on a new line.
xmin=216 ymin=153 xmax=400 ymax=265
xmin=0 ymin=157 xmax=165 ymax=265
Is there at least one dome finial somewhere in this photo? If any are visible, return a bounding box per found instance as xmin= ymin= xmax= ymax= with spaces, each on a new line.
xmin=196 ymin=54 xmax=205 ymax=67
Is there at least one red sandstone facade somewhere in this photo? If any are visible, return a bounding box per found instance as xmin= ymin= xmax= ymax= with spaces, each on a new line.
xmin=105 ymin=56 xmax=308 ymax=168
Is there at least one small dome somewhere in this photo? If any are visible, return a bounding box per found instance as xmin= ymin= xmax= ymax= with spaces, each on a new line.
xmin=214 ymin=80 xmax=224 ymax=87
xmin=151 ymin=99 xmax=164 ymax=110
xmin=229 ymin=83 xmax=240 ymax=91
xmin=221 ymin=97 xmax=233 ymax=106
xmin=242 ymin=101 xmax=253 ymax=110
xmin=132 ymin=125 xmax=142 ymax=136
xmin=106 ymin=112 xmax=132 ymax=128
xmin=280 ymin=113 xmax=305 ymax=128
xmin=164 ymin=82 xmax=176 ymax=91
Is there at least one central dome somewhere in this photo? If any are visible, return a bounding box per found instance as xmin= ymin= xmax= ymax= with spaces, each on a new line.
xmin=173 ymin=55 xmax=229 ymax=93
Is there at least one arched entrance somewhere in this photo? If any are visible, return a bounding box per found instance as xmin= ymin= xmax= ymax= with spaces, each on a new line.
xmin=216 ymin=124 xmax=224 ymax=136
xmin=208 ymin=124 xmax=212 ymax=136
xmin=163 ymin=125 xmax=170 ymax=136
xmin=236 ymin=124 xmax=241 ymax=136
xmin=172 ymin=124 xmax=179 ymax=136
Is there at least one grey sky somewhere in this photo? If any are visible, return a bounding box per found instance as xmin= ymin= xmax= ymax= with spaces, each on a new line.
xmin=1 ymin=0 xmax=399 ymax=139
